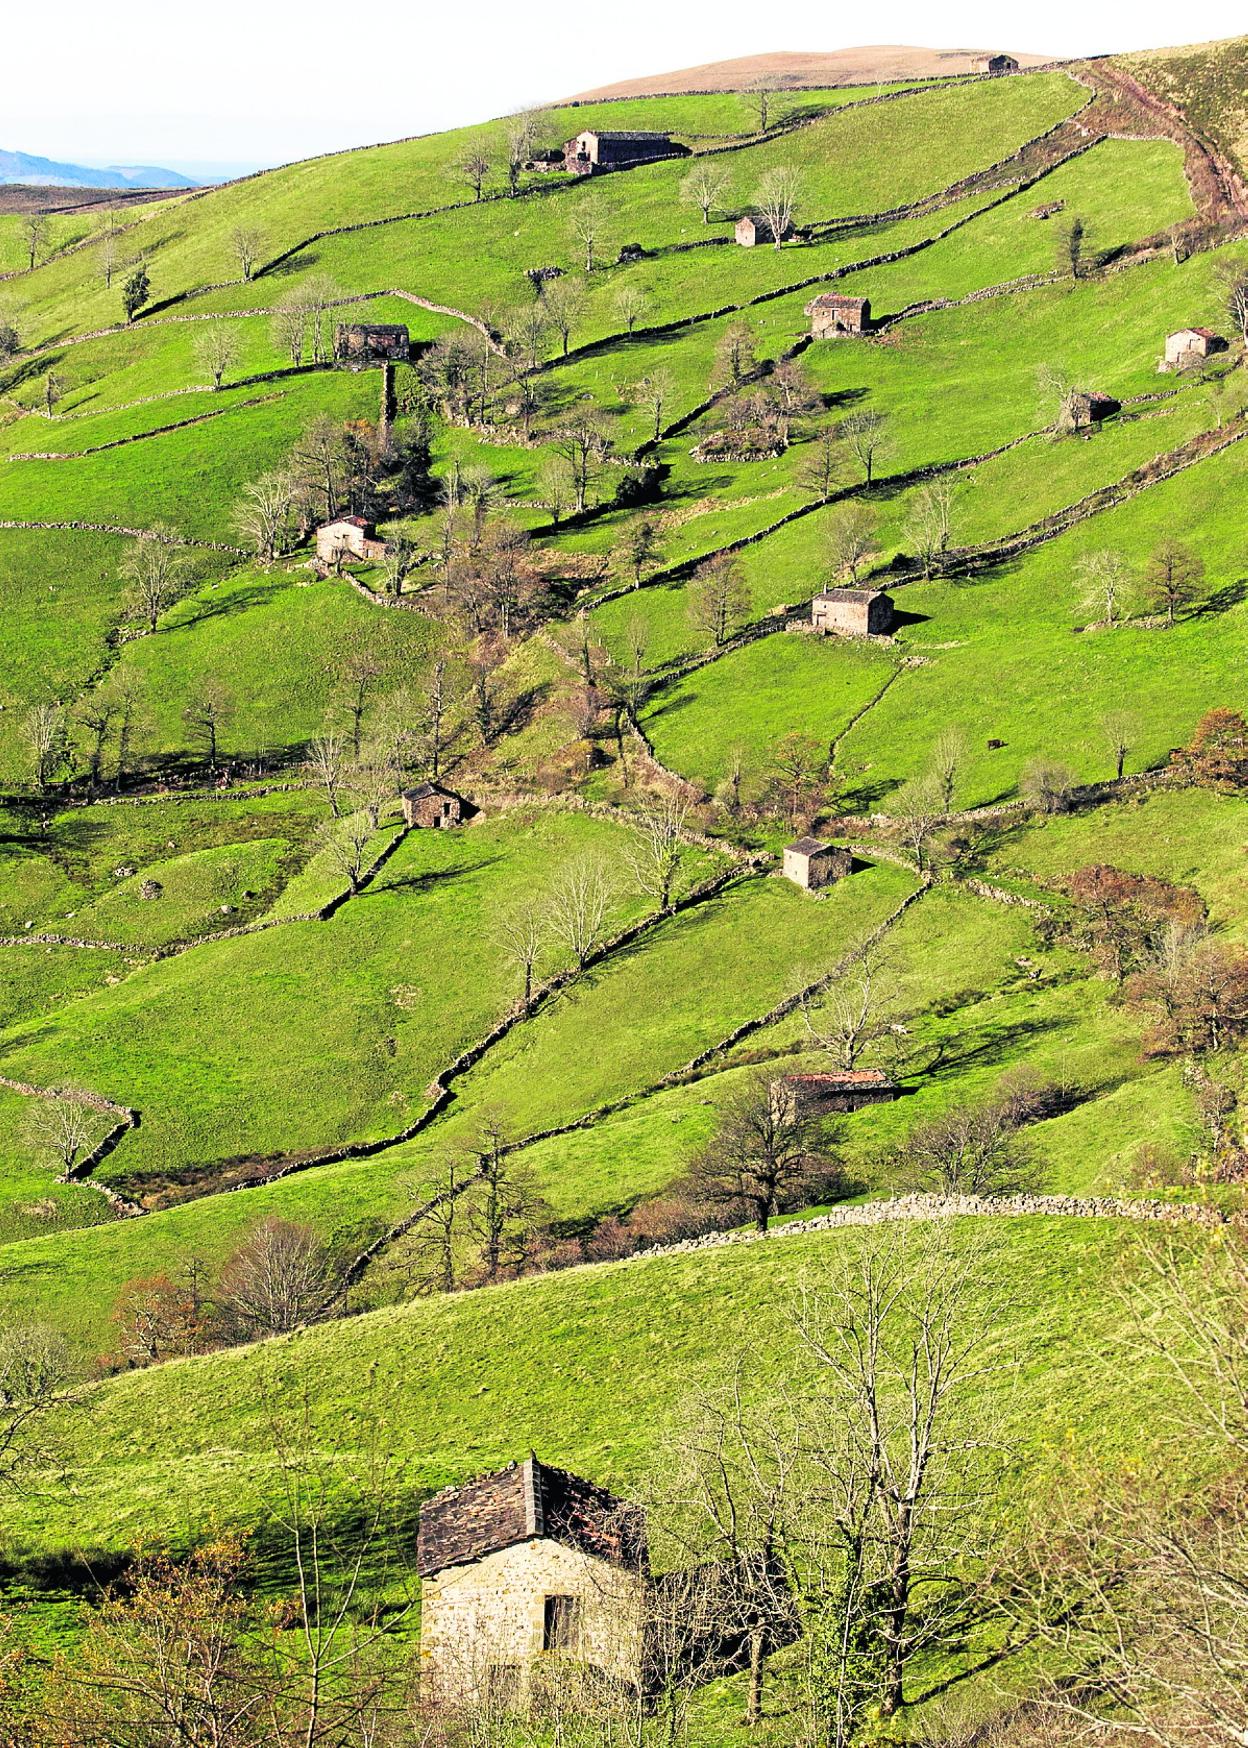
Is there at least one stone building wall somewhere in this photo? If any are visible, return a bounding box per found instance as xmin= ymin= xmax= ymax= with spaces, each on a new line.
xmin=420 ymin=1538 xmax=647 ymax=1701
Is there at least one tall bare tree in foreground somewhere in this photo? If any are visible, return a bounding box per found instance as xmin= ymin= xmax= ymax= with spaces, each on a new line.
xmin=194 ymin=324 xmax=240 ymax=390
xmin=625 ymin=795 xmax=688 ymax=915
xmin=545 ymin=855 xmax=613 ymax=971
xmin=229 ymin=224 xmax=265 ymax=281
xmin=26 ymin=1092 xmax=98 ymax=1177
xmin=121 ymin=531 xmax=185 ymax=634
xmin=494 ymin=898 xmax=549 ymax=1011
xmin=216 ymin=1218 xmax=333 ymax=1339
xmin=680 ymin=163 xmax=728 ymax=224
xmin=754 ymin=166 xmax=801 ymax=248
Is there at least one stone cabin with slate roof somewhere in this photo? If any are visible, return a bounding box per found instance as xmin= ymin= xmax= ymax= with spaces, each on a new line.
xmin=417 ymin=1457 xmax=650 ymax=1703
xmin=333 ymin=323 xmax=410 ymax=367
xmin=401 ymin=782 xmax=467 ymax=828
xmin=562 ymin=130 xmax=688 ymax=175
xmin=783 ymin=838 xmax=852 ymax=891
xmin=806 ymin=293 xmax=871 ymax=338
xmin=778 ymin=1068 xmax=899 ymax=1114
xmin=1162 ymin=327 xmax=1222 ymax=370
xmin=811 ymin=587 xmax=894 ymax=638
xmin=972 ymin=53 xmax=1019 ymax=73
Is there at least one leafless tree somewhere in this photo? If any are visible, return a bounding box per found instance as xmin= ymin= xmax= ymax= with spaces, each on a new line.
xmin=194 ymin=324 xmax=240 ymax=390
xmin=450 ymin=139 xmax=492 ymax=201
xmin=743 ymin=84 xmax=778 ymax=132
xmin=613 ymin=279 xmax=649 ymax=335
xmin=905 ymin=475 xmax=957 ymax=575
xmin=767 ymin=731 xmax=825 ymax=830
xmin=1216 ymin=254 xmax=1248 ymax=345
xmin=680 ymin=162 xmax=729 ymax=223
xmin=229 ymin=223 xmax=265 ymax=281
xmin=545 ymin=854 xmax=613 ymax=971
xmin=754 ymin=165 xmax=801 ymax=248
xmin=335 ymin=633 xmax=383 ymax=759
xmin=690 ymin=1070 xmax=837 ymax=1232
xmin=802 ymin=949 xmax=895 ymax=1071
xmin=0 ymin=1321 xmax=76 ymax=1495
xmin=824 ymin=501 xmax=880 ymax=583
xmin=568 ymin=193 xmax=608 ymax=274
xmin=1101 ymin=709 xmax=1137 ymax=782
xmin=1076 ymin=548 xmax=1131 ymax=628
xmin=235 ymin=467 xmax=296 ymax=560
xmin=1058 ymin=213 xmax=1085 ymax=279
xmin=502 ymin=109 xmax=544 ymax=194
xmin=1145 ymin=537 xmax=1204 ymax=626
xmin=26 ymin=1092 xmax=98 ymax=1176
xmin=712 ymin=319 xmax=756 ymax=393
xmin=272 ymin=289 xmax=310 ymax=365
xmin=318 ymin=811 xmax=375 ymax=895
xmin=625 ymin=367 xmax=677 ymax=444
xmin=21 ymin=210 xmax=49 ymax=272
xmin=306 ymin=730 xmax=347 ymax=817
xmin=797 ymin=427 xmax=847 ymax=504
xmin=625 ymin=795 xmax=688 ymax=914
xmin=930 ymin=726 xmax=967 ymax=815
xmin=891 ymin=775 xmax=943 ymax=870
xmin=787 ymin=1227 xmax=1011 ymax=1732
xmin=688 ymin=549 xmax=750 ymax=647
xmin=614 ymin=515 xmax=663 ymax=591
xmin=23 ymin=701 xmax=70 ymax=790
xmin=495 ymin=899 xmax=549 ymax=1012
xmin=891 ymin=1092 xmax=1031 ymax=1194
xmin=216 ymin=1219 xmax=332 ymax=1338
xmin=41 ymin=369 xmax=66 ymax=418
xmin=839 ymin=408 xmax=889 ymax=487
xmin=544 ymin=275 xmax=589 ymax=360
xmin=1021 ymin=757 xmax=1075 ymax=815
xmin=182 ymin=683 xmax=232 ymax=772
xmin=121 ymin=531 xmax=185 ymax=634
xmin=466 ymin=1122 xmax=548 ymax=1283
xmin=553 ymin=402 xmax=609 ymax=512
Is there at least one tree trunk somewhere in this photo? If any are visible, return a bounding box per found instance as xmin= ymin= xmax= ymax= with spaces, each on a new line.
xmin=745 ymin=1629 xmax=767 ymax=1724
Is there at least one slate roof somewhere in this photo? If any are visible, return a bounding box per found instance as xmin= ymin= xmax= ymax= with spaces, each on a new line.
xmin=786 ymin=836 xmax=839 ymax=858
xmin=417 ymin=1456 xmax=648 ymax=1578
xmin=805 ymin=293 xmax=869 ymax=312
xmin=578 ymin=129 xmax=675 ymax=142
xmin=814 ymin=587 xmax=887 ymax=604
xmin=783 ymin=1069 xmax=895 ymax=1088
xmin=401 ymin=781 xmax=456 ymax=802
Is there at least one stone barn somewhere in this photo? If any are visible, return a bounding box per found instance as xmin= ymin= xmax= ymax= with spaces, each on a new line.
xmin=1065 ymin=389 xmax=1120 ymax=431
xmin=806 ymin=293 xmax=871 ymax=338
xmin=972 ymin=53 xmax=1019 ymax=73
xmin=334 ymin=323 xmax=411 ymax=367
xmin=418 ymin=1457 xmax=650 ymax=1704
xmin=734 ymin=213 xmax=793 ymax=247
xmin=1162 ymin=327 xmax=1221 ymax=370
xmin=314 ymin=515 xmax=387 ymax=567
xmin=402 ymin=782 xmax=468 ymax=828
xmin=562 ymin=130 xmax=687 ymax=175
xmin=811 ymin=587 xmax=894 ymax=638
xmin=777 ymin=1069 xmax=899 ymax=1115
xmin=783 ymin=838 xmax=853 ymax=892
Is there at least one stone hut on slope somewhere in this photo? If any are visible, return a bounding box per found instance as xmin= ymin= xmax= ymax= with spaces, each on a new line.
xmin=972 ymin=53 xmax=1019 ymax=73
xmin=806 ymin=293 xmax=870 ymax=338
xmin=735 ymin=213 xmax=793 ymax=247
xmin=783 ymin=838 xmax=853 ymax=892
xmin=401 ymin=782 xmax=468 ymax=829
xmin=1161 ymin=327 xmax=1222 ymax=370
xmin=333 ymin=323 xmax=410 ymax=367
xmin=1062 ymin=389 xmax=1120 ymax=432
xmin=562 ymin=130 xmax=687 ymax=175
xmin=811 ymin=587 xmax=894 ymax=638
xmin=314 ymin=515 xmax=387 ymax=568
xmin=417 ymin=1457 xmax=650 ymax=1703
xmin=777 ymin=1068 xmax=899 ymax=1114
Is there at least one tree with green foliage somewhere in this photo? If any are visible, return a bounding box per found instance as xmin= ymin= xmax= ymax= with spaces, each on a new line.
xmin=1059 ymin=213 xmax=1085 ymax=278
xmin=121 ymin=262 xmax=150 ymax=322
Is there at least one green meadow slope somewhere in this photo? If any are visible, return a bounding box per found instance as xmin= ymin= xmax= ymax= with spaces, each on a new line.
xmin=1 ymin=62 xmax=1247 ymax=1694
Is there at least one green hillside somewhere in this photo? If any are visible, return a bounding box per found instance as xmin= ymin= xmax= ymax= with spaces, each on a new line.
xmin=2 ymin=57 xmax=1248 ymax=1741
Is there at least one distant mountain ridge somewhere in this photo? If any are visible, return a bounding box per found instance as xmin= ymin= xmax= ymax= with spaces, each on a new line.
xmin=569 ymin=44 xmax=1054 ymax=99
xmin=0 ymin=148 xmax=196 ymax=190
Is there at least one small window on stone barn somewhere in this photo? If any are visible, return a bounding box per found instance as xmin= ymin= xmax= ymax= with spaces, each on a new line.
xmin=543 ymin=1593 xmax=581 ymax=1653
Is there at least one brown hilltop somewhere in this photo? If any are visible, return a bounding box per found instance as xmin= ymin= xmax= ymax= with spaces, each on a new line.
xmin=568 ymin=45 xmax=1055 ymax=100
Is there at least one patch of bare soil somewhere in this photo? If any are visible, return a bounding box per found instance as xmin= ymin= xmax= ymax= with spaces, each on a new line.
xmin=567 ymin=45 xmax=1055 ymax=101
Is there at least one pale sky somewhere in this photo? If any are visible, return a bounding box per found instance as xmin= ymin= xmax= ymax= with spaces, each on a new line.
xmin=7 ymin=0 xmax=1247 ymax=177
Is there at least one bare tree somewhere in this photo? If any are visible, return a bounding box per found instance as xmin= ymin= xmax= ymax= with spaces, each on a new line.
xmin=553 ymin=401 xmax=609 ymax=512
xmin=1076 ymin=548 xmax=1131 ymax=628
xmin=891 ymin=1092 xmax=1031 ymax=1194
xmin=41 ymin=369 xmax=66 ymax=418
xmin=21 ymin=210 xmax=49 ymax=272
xmin=194 ymin=324 xmax=240 ymax=390
xmin=229 ymin=223 xmax=265 ymax=281
xmin=905 ymin=475 xmax=956 ymax=575
xmin=690 ymin=1070 xmax=837 ymax=1232
xmin=23 ymin=701 xmax=70 ymax=790
xmin=1215 ymin=254 xmax=1248 ymax=345
xmin=503 ymin=109 xmax=544 ymax=194
xmin=1101 ymin=709 xmax=1136 ymax=782
xmin=625 ymin=367 xmax=677 ymax=444
xmin=235 ymin=467 xmax=296 ymax=561
xmin=495 ymin=899 xmax=549 ymax=1012
xmin=754 ymin=165 xmax=800 ymax=248
xmin=335 ymin=633 xmax=383 ymax=759
xmin=450 ymin=139 xmax=491 ymax=201
xmin=891 ymin=775 xmax=942 ymax=870
xmin=797 ymin=427 xmax=847 ymax=505
xmin=839 ymin=408 xmax=889 ymax=487
xmin=121 ymin=531 xmax=185 ymax=634
xmin=824 ymin=501 xmax=880 ymax=583
xmin=545 ymin=855 xmax=613 ymax=971
xmin=0 ymin=1322 xmax=76 ymax=1495
xmin=688 ymin=549 xmax=750 ymax=647
xmin=680 ymin=163 xmax=728 ymax=223
xmin=1021 ymin=756 xmax=1075 ymax=815
xmin=27 ymin=1092 xmax=98 ymax=1176
xmin=743 ymin=84 xmax=778 ymax=132
xmin=712 ymin=319 xmax=756 ymax=393
xmin=1058 ymin=213 xmax=1085 ymax=279
xmin=272 ymin=288 xmax=310 ymax=365
xmin=319 ymin=811 xmax=374 ymax=894
xmin=306 ymin=730 xmax=347 ymax=817
xmin=625 ymin=795 xmax=688 ymax=914
xmin=466 ymin=1122 xmax=548 ymax=1283
xmin=182 ymin=683 xmax=233 ymax=772
xmin=544 ymin=275 xmax=589 ymax=360
xmin=217 ymin=1219 xmax=332 ymax=1338
xmin=613 ymin=279 xmax=649 ymax=336
xmin=802 ymin=950 xmax=895 ymax=1071
xmin=768 ymin=732 xmax=825 ymax=830
xmin=567 ymin=193 xmax=608 ymax=274
xmin=1145 ymin=537 xmax=1205 ymax=626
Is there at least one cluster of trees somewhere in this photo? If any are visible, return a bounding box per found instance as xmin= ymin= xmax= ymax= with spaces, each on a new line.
xmin=236 ymin=412 xmax=404 ymax=560
xmin=1076 ymin=538 xmax=1207 ymax=629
